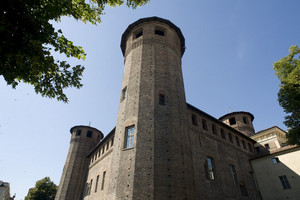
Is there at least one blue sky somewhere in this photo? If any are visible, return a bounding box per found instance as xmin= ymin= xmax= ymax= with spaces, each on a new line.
xmin=1 ymin=0 xmax=300 ymax=199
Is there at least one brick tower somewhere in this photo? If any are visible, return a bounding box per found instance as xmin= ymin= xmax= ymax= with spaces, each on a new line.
xmin=55 ymin=126 xmax=103 ymax=200
xmin=219 ymin=112 xmax=255 ymax=137
xmin=107 ymin=17 xmax=196 ymax=200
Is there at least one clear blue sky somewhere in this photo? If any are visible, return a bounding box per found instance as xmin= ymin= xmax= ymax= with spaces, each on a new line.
xmin=1 ymin=1 xmax=300 ymax=199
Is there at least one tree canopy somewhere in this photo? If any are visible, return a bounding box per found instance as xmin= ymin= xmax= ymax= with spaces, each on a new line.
xmin=24 ymin=177 xmax=57 ymax=200
xmin=0 ymin=0 xmax=149 ymax=102
xmin=273 ymin=45 xmax=300 ymax=145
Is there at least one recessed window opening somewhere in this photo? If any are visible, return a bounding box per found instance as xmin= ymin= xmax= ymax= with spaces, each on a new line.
xmin=155 ymin=29 xmax=165 ymax=36
xmin=236 ymin=136 xmax=240 ymax=146
xmin=95 ymin=175 xmax=99 ymax=192
xmin=243 ymin=117 xmax=248 ymax=124
xmin=135 ymin=31 xmax=143 ymax=39
xmin=125 ymin=125 xmax=135 ymax=149
xmin=76 ymin=129 xmax=81 ymax=136
xmin=228 ymin=133 xmax=233 ymax=143
xmin=206 ymin=157 xmax=215 ymax=180
xmin=101 ymin=171 xmax=106 ymax=190
xmin=264 ymin=143 xmax=270 ymax=150
xmin=87 ymin=130 xmax=93 ymax=138
xmin=212 ymin=124 xmax=217 ymax=135
xmin=202 ymin=119 xmax=208 ymax=130
xmin=242 ymin=140 xmax=246 ymax=149
xmin=221 ymin=129 xmax=226 ymax=139
xmin=121 ymin=86 xmax=127 ymax=102
xmin=230 ymin=164 xmax=238 ymax=185
xmin=192 ymin=114 xmax=197 ymax=126
xmin=272 ymin=157 xmax=280 ymax=164
xmin=111 ymin=137 xmax=114 ymax=147
xmin=279 ymin=175 xmax=291 ymax=189
xmin=248 ymin=143 xmax=253 ymax=152
xmin=240 ymin=183 xmax=248 ymax=196
xmin=159 ymin=93 xmax=166 ymax=105
xmin=88 ymin=179 xmax=93 ymax=195
xmin=250 ymin=172 xmax=259 ymax=191
xmin=229 ymin=117 xmax=236 ymax=125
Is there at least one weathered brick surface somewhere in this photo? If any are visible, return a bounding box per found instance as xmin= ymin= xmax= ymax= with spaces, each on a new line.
xmin=57 ymin=17 xmax=262 ymax=200
xmin=55 ymin=126 xmax=103 ymax=200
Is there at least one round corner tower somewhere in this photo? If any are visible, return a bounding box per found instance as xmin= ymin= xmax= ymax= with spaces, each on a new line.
xmin=219 ymin=112 xmax=255 ymax=137
xmin=107 ymin=17 xmax=196 ymax=200
xmin=55 ymin=126 xmax=103 ymax=200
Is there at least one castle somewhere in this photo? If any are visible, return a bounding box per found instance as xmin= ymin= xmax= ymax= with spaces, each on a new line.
xmin=55 ymin=16 xmax=271 ymax=200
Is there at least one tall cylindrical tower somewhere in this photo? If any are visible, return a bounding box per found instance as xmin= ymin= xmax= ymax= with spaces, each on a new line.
xmin=107 ymin=17 xmax=195 ymax=200
xmin=55 ymin=126 xmax=103 ymax=200
xmin=219 ymin=112 xmax=255 ymax=136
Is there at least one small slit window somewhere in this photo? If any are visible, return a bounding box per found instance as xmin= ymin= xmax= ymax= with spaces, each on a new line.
xmin=192 ymin=114 xmax=197 ymax=126
xmin=221 ymin=129 xmax=226 ymax=139
xmin=135 ymin=31 xmax=143 ymax=39
xmin=243 ymin=117 xmax=248 ymax=124
xmin=155 ymin=29 xmax=165 ymax=36
xmin=159 ymin=93 xmax=166 ymax=105
xmin=121 ymin=86 xmax=127 ymax=102
xmin=212 ymin=124 xmax=217 ymax=135
xmin=202 ymin=119 xmax=208 ymax=130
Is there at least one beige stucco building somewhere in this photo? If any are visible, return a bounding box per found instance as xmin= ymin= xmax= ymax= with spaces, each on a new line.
xmin=250 ymin=127 xmax=300 ymax=200
xmin=55 ymin=17 xmax=298 ymax=200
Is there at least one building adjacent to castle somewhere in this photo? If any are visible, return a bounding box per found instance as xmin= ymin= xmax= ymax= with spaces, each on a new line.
xmin=55 ymin=17 xmax=297 ymax=200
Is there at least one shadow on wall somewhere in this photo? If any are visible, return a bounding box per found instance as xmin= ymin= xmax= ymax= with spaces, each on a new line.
xmin=251 ymin=146 xmax=300 ymax=200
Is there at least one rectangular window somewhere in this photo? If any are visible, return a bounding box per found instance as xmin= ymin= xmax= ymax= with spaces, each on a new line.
xmin=102 ymin=147 xmax=105 ymax=154
xmin=279 ymin=175 xmax=291 ymax=189
xmin=250 ymin=172 xmax=259 ymax=191
xmin=206 ymin=157 xmax=215 ymax=180
xmin=121 ymin=86 xmax=127 ymax=102
xmin=87 ymin=130 xmax=93 ymax=138
xmin=155 ymin=29 xmax=165 ymax=36
xmin=101 ymin=171 xmax=106 ymax=190
xmin=230 ymin=164 xmax=238 ymax=185
xmin=95 ymin=175 xmax=99 ymax=192
xmin=106 ymin=142 xmax=109 ymax=151
xmin=88 ymin=179 xmax=93 ymax=195
xmin=221 ymin=129 xmax=226 ymax=139
xmin=264 ymin=143 xmax=270 ymax=149
xmin=242 ymin=140 xmax=246 ymax=149
xmin=272 ymin=157 xmax=280 ymax=164
xmin=248 ymin=143 xmax=253 ymax=152
xmin=240 ymin=183 xmax=248 ymax=196
xmin=125 ymin=125 xmax=135 ymax=149
xmin=159 ymin=93 xmax=166 ymax=105
xmin=76 ymin=129 xmax=81 ymax=136
xmin=192 ymin=114 xmax=198 ymax=126
xmin=243 ymin=117 xmax=248 ymax=124
xmin=135 ymin=31 xmax=143 ymax=39
xmin=229 ymin=117 xmax=236 ymax=125
xmin=235 ymin=136 xmax=240 ymax=146
xmin=228 ymin=133 xmax=233 ymax=143
xmin=212 ymin=124 xmax=217 ymax=135
xmin=111 ymin=137 xmax=114 ymax=147
xmin=202 ymin=119 xmax=208 ymax=130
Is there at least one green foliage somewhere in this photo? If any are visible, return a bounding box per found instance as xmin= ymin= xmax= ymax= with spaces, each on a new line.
xmin=24 ymin=177 xmax=57 ymax=200
xmin=273 ymin=45 xmax=300 ymax=145
xmin=0 ymin=0 xmax=149 ymax=102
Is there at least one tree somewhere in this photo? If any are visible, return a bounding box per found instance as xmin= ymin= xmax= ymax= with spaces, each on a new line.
xmin=24 ymin=177 xmax=57 ymax=200
xmin=273 ymin=45 xmax=300 ymax=145
xmin=0 ymin=0 xmax=149 ymax=102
